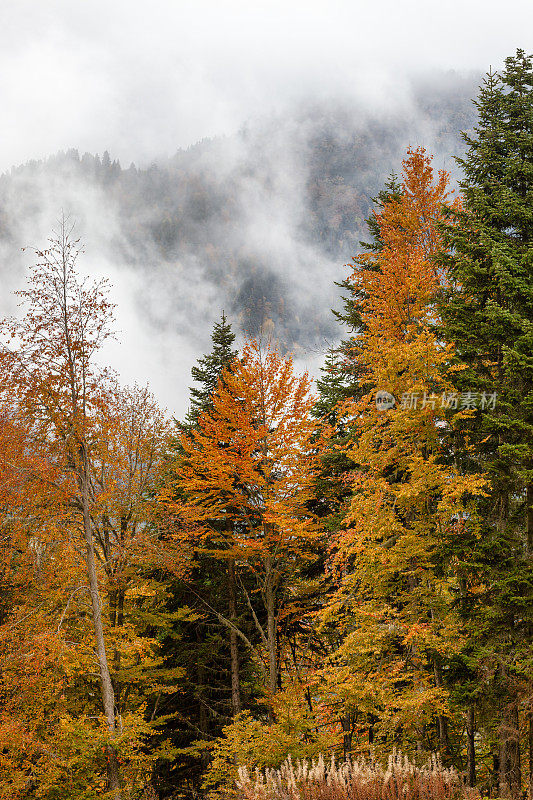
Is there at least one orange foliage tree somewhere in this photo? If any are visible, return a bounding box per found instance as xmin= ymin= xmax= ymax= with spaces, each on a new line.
xmin=319 ymin=149 xmax=486 ymax=758
xmin=0 ymin=392 xmax=73 ymax=796
xmin=0 ymin=220 xmax=128 ymax=796
xmin=162 ymin=339 xmax=319 ymax=711
xmin=0 ymin=222 xmax=175 ymax=798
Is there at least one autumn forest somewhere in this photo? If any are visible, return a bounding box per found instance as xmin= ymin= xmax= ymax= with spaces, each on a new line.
xmin=1 ymin=50 xmax=533 ymax=800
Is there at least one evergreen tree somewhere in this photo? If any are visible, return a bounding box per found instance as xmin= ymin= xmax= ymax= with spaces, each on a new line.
xmin=440 ymin=49 xmax=533 ymax=800
xmin=185 ymin=312 xmax=237 ymax=428
xmin=312 ymin=174 xmax=403 ymax=521
xmin=315 ymin=173 xmax=402 ymax=421
xmin=155 ymin=313 xmax=242 ymax=797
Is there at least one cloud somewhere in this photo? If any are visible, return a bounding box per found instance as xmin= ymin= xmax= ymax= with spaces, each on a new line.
xmin=0 ymin=79 xmax=476 ymax=416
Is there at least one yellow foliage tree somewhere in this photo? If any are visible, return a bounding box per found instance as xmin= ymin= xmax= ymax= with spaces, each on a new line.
xmin=319 ymin=149 xmax=486 ymax=758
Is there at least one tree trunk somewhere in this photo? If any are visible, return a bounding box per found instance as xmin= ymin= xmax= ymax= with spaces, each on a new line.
xmin=81 ymin=467 xmax=122 ymax=799
xmin=228 ymin=558 xmax=241 ymax=716
xmin=527 ymin=710 xmax=533 ymax=800
xmin=466 ymin=705 xmax=476 ymax=788
xmin=509 ymin=704 xmax=522 ymax=799
xmin=196 ymin=625 xmax=208 ymax=736
xmin=499 ymin=702 xmax=521 ymax=800
xmin=340 ymin=713 xmax=353 ymax=761
xmin=527 ymin=483 xmax=533 ymax=800
xmin=500 ymin=731 xmax=509 ymax=797
xmin=264 ymin=555 xmax=277 ymax=719
xmin=526 ymin=483 xmax=533 ymax=555
xmin=113 ymin=587 xmax=124 ymax=709
xmin=492 ymin=750 xmax=501 ymax=798
xmin=433 ymin=659 xmax=450 ymax=756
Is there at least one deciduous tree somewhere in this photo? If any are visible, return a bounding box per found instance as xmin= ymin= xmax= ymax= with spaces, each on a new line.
xmin=0 ymin=219 xmax=124 ymax=796
xmin=163 ymin=339 xmax=319 ymax=714
xmin=320 ymin=149 xmax=485 ymax=760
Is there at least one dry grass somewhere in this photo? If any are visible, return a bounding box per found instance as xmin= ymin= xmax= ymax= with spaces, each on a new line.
xmin=236 ymin=751 xmax=478 ymax=800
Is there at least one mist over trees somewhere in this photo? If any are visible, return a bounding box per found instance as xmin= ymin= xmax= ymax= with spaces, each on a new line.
xmin=1 ymin=52 xmax=533 ymax=800
xmin=0 ymin=72 xmax=478 ymax=364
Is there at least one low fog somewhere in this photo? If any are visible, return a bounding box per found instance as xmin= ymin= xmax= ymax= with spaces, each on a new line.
xmin=1 ymin=1 xmax=532 ymax=416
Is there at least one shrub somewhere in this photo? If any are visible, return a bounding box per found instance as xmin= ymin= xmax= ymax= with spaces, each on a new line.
xmin=235 ymin=751 xmax=479 ymax=800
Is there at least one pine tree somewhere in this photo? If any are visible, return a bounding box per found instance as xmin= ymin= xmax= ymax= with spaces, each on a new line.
xmin=182 ymin=312 xmax=243 ymax=714
xmin=440 ymin=49 xmax=533 ymax=800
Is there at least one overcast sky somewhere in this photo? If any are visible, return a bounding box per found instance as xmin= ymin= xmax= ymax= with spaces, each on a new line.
xmin=2 ymin=0 xmax=533 ymax=172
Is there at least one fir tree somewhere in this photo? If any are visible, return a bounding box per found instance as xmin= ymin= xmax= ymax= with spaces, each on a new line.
xmin=185 ymin=311 xmax=237 ymax=428
xmin=156 ymin=312 xmax=245 ymax=796
xmin=440 ymin=49 xmax=533 ymax=800
xmin=313 ymin=174 xmax=403 ymax=520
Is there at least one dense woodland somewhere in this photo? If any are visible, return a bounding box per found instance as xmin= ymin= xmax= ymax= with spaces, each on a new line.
xmin=0 ymin=50 xmax=533 ymax=800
